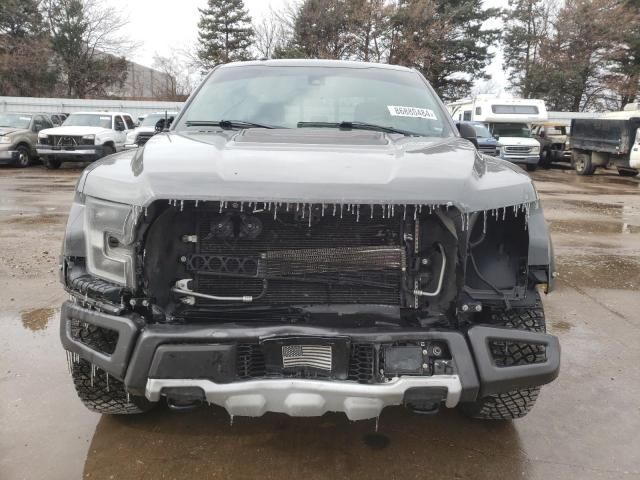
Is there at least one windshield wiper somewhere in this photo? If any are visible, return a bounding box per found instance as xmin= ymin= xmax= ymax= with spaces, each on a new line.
xmin=184 ymin=120 xmax=284 ymax=129
xmin=297 ymin=121 xmax=419 ymax=136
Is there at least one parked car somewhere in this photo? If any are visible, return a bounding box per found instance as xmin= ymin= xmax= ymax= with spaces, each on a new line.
xmin=0 ymin=112 xmax=53 ymax=167
xmin=447 ymin=96 xmax=546 ymax=171
xmin=455 ymin=121 xmax=498 ymax=156
xmin=125 ymin=111 xmax=179 ymax=148
xmin=570 ymin=104 xmax=640 ymax=176
xmin=531 ymin=122 xmax=571 ymax=168
xmin=58 ymin=60 xmax=559 ymax=422
xmin=36 ymin=111 xmax=135 ymax=169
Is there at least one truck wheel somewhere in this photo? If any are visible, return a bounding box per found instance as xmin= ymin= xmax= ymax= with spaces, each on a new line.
xmin=14 ymin=145 xmax=32 ymax=168
xmin=71 ymin=358 xmax=154 ymax=414
xmin=461 ymin=292 xmax=547 ymax=420
xmin=573 ymin=152 xmax=595 ymax=175
xmin=102 ymin=144 xmax=115 ymax=157
xmin=526 ymin=163 xmax=538 ymax=172
xmin=44 ymin=158 xmax=61 ymax=169
xmin=539 ymin=149 xmax=551 ymax=169
xmin=617 ymin=167 xmax=638 ymax=177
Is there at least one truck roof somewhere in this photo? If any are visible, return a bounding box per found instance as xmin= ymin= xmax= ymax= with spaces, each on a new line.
xmin=70 ymin=111 xmax=133 ymax=117
xmin=221 ymin=59 xmax=414 ymax=72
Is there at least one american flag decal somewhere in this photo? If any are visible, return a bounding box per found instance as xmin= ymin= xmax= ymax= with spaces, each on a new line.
xmin=282 ymin=345 xmax=333 ymax=370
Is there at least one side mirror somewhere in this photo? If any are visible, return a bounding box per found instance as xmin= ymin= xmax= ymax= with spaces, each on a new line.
xmin=457 ymin=123 xmax=478 ymax=148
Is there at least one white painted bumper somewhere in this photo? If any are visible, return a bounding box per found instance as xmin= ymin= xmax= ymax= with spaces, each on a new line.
xmin=145 ymin=375 xmax=462 ymax=421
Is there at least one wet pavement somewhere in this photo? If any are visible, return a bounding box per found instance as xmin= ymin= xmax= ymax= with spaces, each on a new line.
xmin=1 ymin=164 xmax=640 ymax=479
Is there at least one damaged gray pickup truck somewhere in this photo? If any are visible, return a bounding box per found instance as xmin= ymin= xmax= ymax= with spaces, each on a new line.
xmin=59 ymin=60 xmax=560 ymax=422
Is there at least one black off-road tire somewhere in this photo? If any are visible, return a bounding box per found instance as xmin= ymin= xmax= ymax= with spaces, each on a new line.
xmin=539 ymin=149 xmax=552 ymax=169
xmin=102 ymin=144 xmax=115 ymax=157
xmin=14 ymin=144 xmax=32 ymax=168
xmin=526 ymin=163 xmax=538 ymax=172
xmin=44 ymin=157 xmax=61 ymax=169
xmin=69 ymin=325 xmax=154 ymax=414
xmin=461 ymin=293 xmax=547 ymax=420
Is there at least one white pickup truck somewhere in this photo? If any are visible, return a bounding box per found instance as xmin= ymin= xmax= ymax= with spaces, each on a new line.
xmin=36 ymin=111 xmax=135 ymax=169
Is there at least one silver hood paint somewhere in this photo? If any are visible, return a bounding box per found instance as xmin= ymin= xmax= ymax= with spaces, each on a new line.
xmin=79 ymin=129 xmax=539 ymax=212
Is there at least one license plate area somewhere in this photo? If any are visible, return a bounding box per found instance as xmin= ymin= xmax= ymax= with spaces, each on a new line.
xmin=261 ymin=336 xmax=351 ymax=380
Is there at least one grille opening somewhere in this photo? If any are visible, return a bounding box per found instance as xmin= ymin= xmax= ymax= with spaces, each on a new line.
xmin=489 ymin=340 xmax=547 ymax=367
xmin=70 ymin=319 xmax=119 ymax=355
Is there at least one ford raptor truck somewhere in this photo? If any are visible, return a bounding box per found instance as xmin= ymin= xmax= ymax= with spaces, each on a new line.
xmin=59 ymin=60 xmax=560 ymax=421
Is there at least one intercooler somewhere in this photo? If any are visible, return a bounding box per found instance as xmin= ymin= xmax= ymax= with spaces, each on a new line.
xmin=184 ymin=208 xmax=407 ymax=306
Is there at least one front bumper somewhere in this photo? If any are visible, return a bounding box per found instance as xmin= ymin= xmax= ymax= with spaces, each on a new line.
xmin=500 ymin=153 xmax=540 ymax=165
xmin=60 ymin=301 xmax=560 ymax=419
xmin=0 ymin=148 xmax=18 ymax=163
xmin=36 ymin=144 xmax=103 ymax=161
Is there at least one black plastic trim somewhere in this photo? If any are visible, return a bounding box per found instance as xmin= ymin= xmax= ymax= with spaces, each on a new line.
xmin=59 ymin=301 xmax=140 ymax=379
xmin=467 ymin=325 xmax=561 ymax=397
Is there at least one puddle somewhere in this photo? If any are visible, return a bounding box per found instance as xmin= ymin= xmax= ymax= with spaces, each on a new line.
xmin=20 ymin=307 xmax=56 ymax=331
xmin=556 ymin=255 xmax=640 ymax=290
xmin=549 ymin=219 xmax=640 ymax=235
xmin=363 ymin=433 xmax=390 ymax=450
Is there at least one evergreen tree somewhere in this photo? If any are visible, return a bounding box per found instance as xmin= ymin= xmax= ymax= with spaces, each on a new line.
xmin=0 ymin=0 xmax=57 ymax=96
xmin=388 ymin=0 xmax=501 ymax=102
xmin=196 ymin=0 xmax=254 ymax=71
xmin=502 ymin=0 xmax=554 ymax=98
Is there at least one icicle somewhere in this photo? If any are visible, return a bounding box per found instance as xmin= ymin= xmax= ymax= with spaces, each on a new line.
xmin=375 ymin=416 xmax=379 ymax=433
xmin=391 ymin=204 xmax=395 ymax=217
xmin=356 ymin=204 xmax=361 ymax=222
xmin=502 ymin=206 xmax=506 ymax=221
xmin=296 ymin=203 xmax=300 ymax=212
xmin=340 ymin=203 xmax=344 ymax=219
xmin=106 ymin=372 xmax=109 ymax=392
xmin=219 ymin=201 xmax=223 ymax=213
xmin=403 ymin=204 xmax=407 ymax=220
xmin=321 ymin=203 xmax=325 ymax=216
xmin=274 ymin=205 xmax=278 ymax=220
xmin=413 ymin=205 xmax=417 ymax=220
xmin=371 ymin=205 xmax=374 ymax=219
xmin=301 ymin=203 xmax=306 ymax=219
xmin=240 ymin=201 xmax=244 ymax=212
xmin=483 ymin=211 xmax=488 ymax=234
xmin=126 ymin=392 xmax=130 ymax=403
xmin=195 ymin=200 xmax=199 ymax=208
xmin=419 ymin=204 xmax=422 ymax=213
xmin=286 ymin=202 xmax=290 ymax=212
xmin=333 ymin=203 xmax=337 ymax=216
xmin=180 ymin=200 xmax=184 ymax=211
xmin=308 ymin=205 xmax=312 ymax=227
xmin=230 ymin=414 xmax=234 ymax=427
xmin=91 ymin=364 xmax=95 ymax=387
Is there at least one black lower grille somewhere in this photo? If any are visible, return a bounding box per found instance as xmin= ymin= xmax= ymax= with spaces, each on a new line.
xmin=70 ymin=319 xmax=119 ymax=355
xmin=235 ymin=342 xmax=377 ymax=383
xmin=489 ymin=340 xmax=547 ymax=366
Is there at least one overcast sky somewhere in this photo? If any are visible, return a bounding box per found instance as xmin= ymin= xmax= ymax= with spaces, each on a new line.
xmin=108 ymin=0 xmax=509 ymax=91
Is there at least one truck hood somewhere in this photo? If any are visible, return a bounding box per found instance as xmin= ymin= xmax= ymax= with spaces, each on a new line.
xmin=0 ymin=127 xmax=26 ymax=136
xmin=79 ymin=129 xmax=538 ymax=212
xmin=497 ymin=137 xmax=540 ymax=147
xmin=40 ymin=126 xmax=111 ymax=136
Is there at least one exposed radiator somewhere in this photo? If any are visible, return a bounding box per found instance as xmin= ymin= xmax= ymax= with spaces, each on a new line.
xmin=190 ymin=209 xmax=405 ymax=305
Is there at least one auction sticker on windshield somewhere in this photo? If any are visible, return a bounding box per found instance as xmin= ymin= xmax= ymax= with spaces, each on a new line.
xmin=387 ymin=106 xmax=437 ymax=120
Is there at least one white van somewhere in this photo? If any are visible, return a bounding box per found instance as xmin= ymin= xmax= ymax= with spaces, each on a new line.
xmin=447 ymin=96 xmax=548 ymax=171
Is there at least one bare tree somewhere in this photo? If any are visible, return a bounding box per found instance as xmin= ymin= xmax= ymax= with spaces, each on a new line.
xmin=44 ymin=0 xmax=136 ymax=98
xmin=152 ymin=50 xmax=198 ymax=100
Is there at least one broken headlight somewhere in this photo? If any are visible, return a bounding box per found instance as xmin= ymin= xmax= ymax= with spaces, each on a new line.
xmin=84 ymin=196 xmax=138 ymax=287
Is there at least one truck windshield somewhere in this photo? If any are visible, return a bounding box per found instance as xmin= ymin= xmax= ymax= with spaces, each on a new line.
xmin=491 ymin=123 xmax=531 ymax=138
xmin=471 ymin=124 xmax=492 ymax=137
xmin=63 ymin=114 xmax=112 ymax=129
xmin=0 ymin=113 xmax=32 ymax=129
xmin=177 ymin=65 xmax=454 ymax=138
